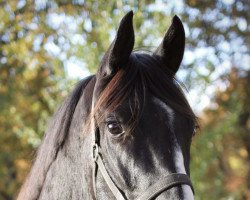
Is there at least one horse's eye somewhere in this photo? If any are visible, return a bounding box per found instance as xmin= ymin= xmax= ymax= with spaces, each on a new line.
xmin=107 ymin=122 xmax=124 ymax=135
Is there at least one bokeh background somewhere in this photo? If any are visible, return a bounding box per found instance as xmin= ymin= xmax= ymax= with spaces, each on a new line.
xmin=0 ymin=0 xmax=249 ymax=199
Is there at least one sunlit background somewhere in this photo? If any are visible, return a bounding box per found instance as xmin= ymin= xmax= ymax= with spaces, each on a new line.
xmin=0 ymin=0 xmax=249 ymax=199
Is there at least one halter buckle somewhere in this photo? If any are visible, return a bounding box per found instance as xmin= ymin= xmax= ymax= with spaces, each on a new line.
xmin=93 ymin=144 xmax=99 ymax=161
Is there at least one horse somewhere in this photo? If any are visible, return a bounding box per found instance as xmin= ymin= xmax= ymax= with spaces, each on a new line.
xmin=17 ymin=11 xmax=197 ymax=200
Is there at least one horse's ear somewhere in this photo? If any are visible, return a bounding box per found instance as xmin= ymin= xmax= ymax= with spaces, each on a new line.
xmin=101 ymin=11 xmax=134 ymax=76
xmin=153 ymin=15 xmax=185 ymax=75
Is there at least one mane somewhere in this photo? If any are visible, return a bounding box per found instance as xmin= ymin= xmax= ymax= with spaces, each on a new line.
xmin=17 ymin=75 xmax=94 ymax=200
xmin=93 ymin=52 xmax=197 ymax=135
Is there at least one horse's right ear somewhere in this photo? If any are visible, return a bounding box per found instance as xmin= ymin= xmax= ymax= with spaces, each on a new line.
xmin=153 ymin=16 xmax=185 ymax=75
xmin=99 ymin=11 xmax=134 ymax=76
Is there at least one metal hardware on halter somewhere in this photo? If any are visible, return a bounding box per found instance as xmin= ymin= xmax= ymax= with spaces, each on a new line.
xmin=92 ymin=144 xmax=99 ymax=161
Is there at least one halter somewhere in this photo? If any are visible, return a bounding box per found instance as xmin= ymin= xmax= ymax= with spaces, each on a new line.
xmin=91 ymin=100 xmax=194 ymax=200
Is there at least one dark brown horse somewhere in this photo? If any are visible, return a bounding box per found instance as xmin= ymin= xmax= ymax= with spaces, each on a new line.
xmin=18 ymin=11 xmax=197 ymax=200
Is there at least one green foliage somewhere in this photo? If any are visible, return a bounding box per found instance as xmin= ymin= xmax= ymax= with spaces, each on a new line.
xmin=191 ymin=69 xmax=250 ymax=199
xmin=0 ymin=1 xmax=74 ymax=199
xmin=0 ymin=0 xmax=249 ymax=199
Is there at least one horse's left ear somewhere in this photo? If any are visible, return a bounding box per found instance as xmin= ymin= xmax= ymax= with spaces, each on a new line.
xmin=100 ymin=11 xmax=134 ymax=76
xmin=153 ymin=15 xmax=185 ymax=75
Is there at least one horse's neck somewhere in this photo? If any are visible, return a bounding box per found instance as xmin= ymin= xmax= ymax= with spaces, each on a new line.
xmin=18 ymin=77 xmax=96 ymax=200
xmin=38 ymin=78 xmax=96 ymax=199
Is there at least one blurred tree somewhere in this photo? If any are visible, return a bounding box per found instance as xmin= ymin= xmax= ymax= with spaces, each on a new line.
xmin=191 ymin=69 xmax=250 ymax=199
xmin=61 ymin=0 xmax=250 ymax=87
xmin=0 ymin=1 xmax=77 ymax=199
xmin=0 ymin=0 xmax=249 ymax=199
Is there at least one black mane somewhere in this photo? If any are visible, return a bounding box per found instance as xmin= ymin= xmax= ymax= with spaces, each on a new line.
xmin=93 ymin=52 xmax=197 ymax=132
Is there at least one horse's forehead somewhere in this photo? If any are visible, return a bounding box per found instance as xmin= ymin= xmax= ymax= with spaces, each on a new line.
xmin=152 ymin=97 xmax=174 ymax=122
